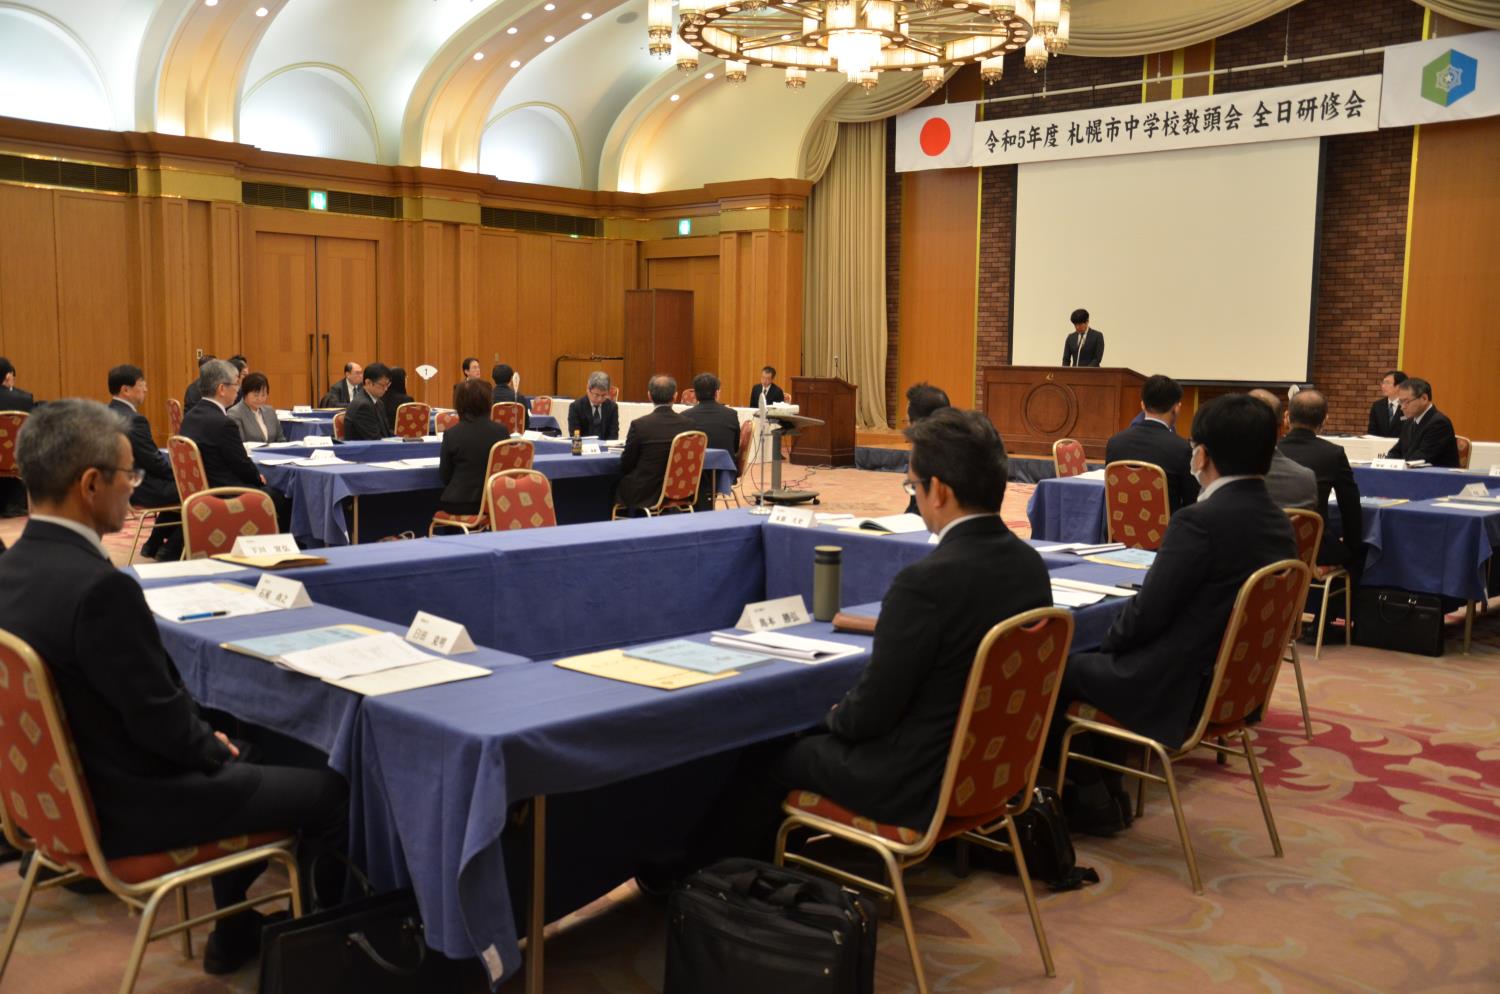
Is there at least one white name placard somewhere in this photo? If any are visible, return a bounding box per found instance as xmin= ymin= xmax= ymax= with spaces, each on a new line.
xmin=303 ymin=435 xmax=334 ymax=449
xmin=1459 ymin=482 xmax=1491 ymax=497
xmin=1370 ymin=457 xmax=1408 ymax=470
xmin=405 ymin=611 xmax=476 ymax=655
xmin=1490 ymin=465 xmax=1500 ymax=478
xmin=581 ymin=442 xmax=602 ymax=455
xmin=254 ymin=574 xmax=312 ymax=609
xmin=767 ymin=505 xmax=815 ymax=528
xmin=233 ymin=533 xmax=300 ymax=557
xmin=735 ymin=595 xmax=811 ymax=633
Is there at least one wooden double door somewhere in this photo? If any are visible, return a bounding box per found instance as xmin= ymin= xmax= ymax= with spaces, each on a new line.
xmin=249 ymin=233 xmax=378 ymax=407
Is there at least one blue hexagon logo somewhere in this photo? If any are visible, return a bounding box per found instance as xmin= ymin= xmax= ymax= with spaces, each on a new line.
xmin=1421 ymin=49 xmax=1477 ymax=107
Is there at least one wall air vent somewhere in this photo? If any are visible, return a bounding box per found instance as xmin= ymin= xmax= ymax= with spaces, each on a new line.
xmin=481 ymin=206 xmax=601 ymax=238
xmin=0 ymin=154 xmax=136 ymax=194
xmin=242 ymin=181 xmax=398 ymax=218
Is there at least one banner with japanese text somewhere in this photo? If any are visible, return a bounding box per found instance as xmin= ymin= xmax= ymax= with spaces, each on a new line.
xmin=969 ymin=75 xmax=1381 ymax=168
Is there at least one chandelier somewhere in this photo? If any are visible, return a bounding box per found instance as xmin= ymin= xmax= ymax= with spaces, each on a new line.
xmin=648 ymin=0 xmax=1070 ymax=91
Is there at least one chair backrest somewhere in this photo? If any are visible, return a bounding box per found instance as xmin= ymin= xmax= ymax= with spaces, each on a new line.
xmin=166 ymin=397 xmax=184 ymax=436
xmin=486 ymin=469 xmax=557 ymax=530
xmin=490 ymin=402 xmax=525 ymax=435
xmin=608 ymin=385 xmax=620 ymax=401
xmin=735 ymin=418 xmax=755 ymax=478
xmin=181 ymin=487 xmax=278 ymax=559
xmin=0 ymin=410 xmax=27 ymax=478
xmin=1104 ymin=460 xmax=1171 ymax=550
xmin=922 ymin=609 xmax=1074 ymax=837
xmin=1052 ymin=438 xmax=1087 ymax=478
xmin=1188 ymin=559 xmax=1311 ymax=743
xmin=679 ymin=388 xmax=696 ymax=406
xmin=1456 ymin=435 xmax=1472 ymax=469
xmin=656 ymin=430 xmax=708 ymax=508
xmin=529 ymin=396 xmax=552 ymax=415
xmin=1284 ymin=508 xmax=1323 ymax=569
xmin=486 ymin=438 xmax=534 ymax=477
xmin=332 ymin=411 xmax=346 ymax=441
xmin=166 ymin=435 xmax=209 ymax=501
xmin=394 ymin=402 xmax=431 ymax=439
xmin=0 ymin=628 xmax=107 ymax=877
xmin=435 ymin=411 xmax=460 ymax=433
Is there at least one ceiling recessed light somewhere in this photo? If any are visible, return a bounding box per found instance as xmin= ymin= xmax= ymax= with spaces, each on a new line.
xmin=510 ymin=59 xmax=522 ymax=68
xmin=581 ymin=12 xmax=593 ymax=19
xmin=781 ymin=34 xmax=791 ymax=40
xmin=670 ymin=94 xmax=680 ymax=101
xmin=255 ymin=5 xmax=268 ymax=15
xmin=204 ymin=0 xmax=218 ymax=7
xmin=544 ymin=34 xmax=555 ymax=42
xmin=506 ymin=26 xmax=517 ymax=34
xmin=544 ymin=2 xmax=555 ymax=8
xmin=473 ymin=52 xmax=485 ymax=61
xmin=704 ymin=72 xmax=714 ymax=79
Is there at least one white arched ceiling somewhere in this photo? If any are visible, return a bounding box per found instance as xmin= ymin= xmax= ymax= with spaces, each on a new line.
xmin=8 ymin=0 xmax=156 ymax=130
xmin=479 ymin=103 xmax=583 ymax=186
xmin=242 ymin=64 xmax=380 ymax=163
xmin=0 ymin=5 xmax=114 ymax=131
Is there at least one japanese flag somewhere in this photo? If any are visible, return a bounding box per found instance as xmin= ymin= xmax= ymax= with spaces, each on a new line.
xmin=895 ymin=101 xmax=977 ymax=172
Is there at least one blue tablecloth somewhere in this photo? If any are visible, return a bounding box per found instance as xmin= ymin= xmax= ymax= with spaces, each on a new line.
xmin=280 ymin=413 xmax=560 ymax=442
xmin=1357 ymin=495 xmax=1500 ymax=601
xmin=1027 ymin=476 xmax=1109 ymax=544
xmin=1043 ymin=562 xmax=1140 ymax=651
xmin=1352 ymin=466 xmax=1499 ymax=501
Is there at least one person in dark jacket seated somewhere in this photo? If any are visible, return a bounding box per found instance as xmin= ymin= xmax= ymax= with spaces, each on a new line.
xmin=1386 ymin=376 xmax=1460 ymax=468
xmin=566 ymin=371 xmax=620 ymax=440
xmin=379 ymin=366 xmax=415 ymax=436
xmin=683 ymin=372 xmax=740 ymax=511
xmin=489 ymin=363 xmax=530 ymax=430
xmin=436 ymin=379 xmax=511 ymax=518
xmin=341 ymin=363 xmax=390 ymax=441
xmin=0 ymin=399 xmax=346 ymax=975
xmin=901 ymin=382 xmax=950 ymax=514
xmin=0 ymin=356 xmax=36 ymax=518
xmin=748 ymin=365 xmax=784 ymax=408
xmin=107 ymin=363 xmax=182 ymax=559
xmin=1104 ymin=374 xmax=1198 ymax=512
xmin=321 ymin=361 xmax=364 ymax=408
xmin=1279 ymin=389 xmax=1363 ymax=575
xmin=615 ymin=375 xmax=694 ymax=512
xmin=1052 ymin=393 xmax=1298 ymax=835
xmin=1366 ymin=369 xmax=1406 ymax=437
xmin=179 ymin=359 xmax=292 ymax=530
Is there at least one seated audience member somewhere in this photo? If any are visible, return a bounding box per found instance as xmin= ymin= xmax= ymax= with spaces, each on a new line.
xmin=902 ymin=382 xmax=950 ymax=514
xmin=182 ymin=354 xmax=215 ymax=414
xmin=0 ymin=399 xmax=346 ymax=975
xmin=227 ymin=355 xmax=248 ymax=405
xmin=748 ymin=365 xmax=784 ymax=408
xmin=1105 ymin=375 xmax=1198 ymax=511
xmin=1367 ymin=369 xmax=1407 ymax=437
xmin=108 ymin=364 xmax=181 ymax=559
xmin=180 ymin=359 xmax=292 ymax=529
xmin=683 ymin=409 xmax=1052 ymax=863
xmin=0 ymin=356 xmax=34 ymax=517
xmin=321 ymin=362 xmax=363 ymax=407
xmin=452 ymin=356 xmax=482 ymax=406
xmin=1249 ymin=389 xmax=1317 ymax=510
xmin=489 ymin=363 xmax=530 ymax=430
xmin=567 ymin=371 xmax=620 ymax=440
xmin=1386 ymin=377 xmax=1460 ymax=467
xmin=1280 ymin=389 xmax=1363 ymax=574
xmin=437 ymin=379 xmax=511 ymax=517
xmin=616 ymin=375 xmax=693 ymax=511
xmin=683 ymin=372 xmax=741 ymax=510
xmin=342 ymin=363 xmax=390 ymax=441
xmin=380 ymin=366 xmax=415 ymax=435
xmin=227 ymin=372 xmax=285 ymax=443
xmin=1053 ymin=394 xmax=1298 ymax=834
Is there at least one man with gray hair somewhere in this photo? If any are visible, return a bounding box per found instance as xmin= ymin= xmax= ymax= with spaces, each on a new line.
xmin=180 ymin=358 xmax=292 ymax=529
xmin=1248 ymin=388 xmax=1317 ymax=510
xmin=567 ymin=370 xmax=618 ymax=440
xmin=0 ymin=400 xmax=345 ymax=975
xmin=615 ymin=374 xmax=693 ymax=511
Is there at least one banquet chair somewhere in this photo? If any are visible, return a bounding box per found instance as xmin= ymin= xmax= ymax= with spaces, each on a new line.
xmin=1052 ymin=438 xmax=1088 ymax=478
xmin=608 ymin=385 xmax=620 ymax=401
xmin=165 ymin=397 xmax=184 ymax=436
xmin=486 ymin=469 xmax=556 ymax=531
xmin=611 ymin=430 xmax=707 ymax=519
xmin=490 ymin=402 xmax=525 ymax=435
xmin=166 ymin=436 xmax=209 ymax=503
xmin=331 ymin=411 xmax=346 ymax=441
xmin=1455 ymin=435 xmax=1471 ymax=470
xmin=1057 ymin=558 xmax=1309 ymax=893
xmin=1281 ymin=509 xmax=1325 ymax=738
xmin=394 ymin=402 xmax=431 ymax=439
xmin=529 ymin=396 xmax=552 ymax=415
xmin=0 ymin=411 xmax=27 ymax=482
xmin=124 ymin=500 xmax=181 ymax=564
xmin=435 ymin=411 xmax=460 ymax=433
xmin=428 ymin=439 xmax=535 ymax=535
xmin=678 ymin=388 xmax=696 ymax=405
xmin=777 ymin=608 xmax=1074 ymax=993
xmin=181 ymin=487 xmax=278 ymax=559
xmin=1104 ymin=460 xmax=1171 ymax=550
xmin=0 ymin=629 xmax=301 ymax=994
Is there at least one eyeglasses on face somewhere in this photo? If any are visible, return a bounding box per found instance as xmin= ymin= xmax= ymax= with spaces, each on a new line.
xmin=901 ymin=478 xmax=928 ymax=497
xmin=97 ymin=466 xmax=145 ymax=487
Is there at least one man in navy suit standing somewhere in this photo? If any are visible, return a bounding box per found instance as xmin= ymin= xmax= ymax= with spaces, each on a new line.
xmin=1061 ymin=308 xmax=1105 ymax=367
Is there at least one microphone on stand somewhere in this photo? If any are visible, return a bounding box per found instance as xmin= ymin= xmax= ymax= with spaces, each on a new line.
xmin=832 ymin=355 xmax=840 ymax=380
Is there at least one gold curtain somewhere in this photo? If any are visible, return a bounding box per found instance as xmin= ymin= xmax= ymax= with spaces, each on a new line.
xmin=1414 ymin=0 xmax=1500 ymax=29
xmin=802 ymin=119 xmax=888 ymax=428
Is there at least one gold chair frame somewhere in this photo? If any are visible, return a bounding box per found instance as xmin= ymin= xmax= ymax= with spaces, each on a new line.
xmin=1282 ymin=508 xmax=1327 ymax=738
xmin=611 ymin=430 xmax=707 ymax=519
xmin=0 ymin=630 xmax=302 ymax=994
xmin=181 ymin=486 xmax=277 ymax=560
xmin=1057 ymin=558 xmax=1310 ymax=894
xmin=775 ymin=608 xmax=1075 ymax=994
xmin=331 ymin=411 xmax=346 ymax=441
xmin=123 ymin=503 xmax=181 ymax=563
xmin=1455 ymin=435 xmax=1472 ymax=470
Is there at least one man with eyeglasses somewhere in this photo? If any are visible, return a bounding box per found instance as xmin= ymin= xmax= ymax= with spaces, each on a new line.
xmin=1385 ymin=377 xmax=1460 ymax=468
xmin=0 ymin=400 xmax=346 ymax=976
xmin=108 ymin=364 xmax=183 ymax=560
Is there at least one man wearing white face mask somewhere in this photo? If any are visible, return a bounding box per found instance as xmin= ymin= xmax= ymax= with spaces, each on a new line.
xmin=1048 ymin=394 xmax=1297 ymax=836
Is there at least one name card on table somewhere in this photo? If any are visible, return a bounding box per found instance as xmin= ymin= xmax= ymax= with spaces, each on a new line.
xmin=1370 ymin=457 xmax=1407 ymax=470
xmin=1491 ymin=465 xmax=1500 ymax=477
xmin=254 ymin=574 xmax=312 ymax=609
xmin=582 ymin=442 xmax=602 ymax=455
xmin=303 ymin=435 xmax=334 ymax=449
xmin=735 ymin=595 xmax=811 ymax=632
xmin=233 ymin=533 xmax=300 ymax=557
xmin=1460 ymin=483 xmax=1491 ymax=497
xmin=405 ymin=611 xmax=476 ymax=655
xmin=293 ymin=405 xmax=313 ymax=413
xmin=767 ymin=505 xmax=815 ymax=528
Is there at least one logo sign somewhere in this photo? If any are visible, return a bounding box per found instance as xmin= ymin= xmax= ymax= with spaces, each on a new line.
xmin=1381 ymin=31 xmax=1500 ymax=127
xmin=1422 ymin=49 xmax=1477 ymax=107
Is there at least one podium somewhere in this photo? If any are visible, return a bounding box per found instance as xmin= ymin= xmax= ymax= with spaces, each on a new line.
xmin=980 ymin=366 xmax=1147 ymax=460
xmin=789 ymin=376 xmax=856 ymax=466
xmin=623 ymin=289 xmax=693 ymax=402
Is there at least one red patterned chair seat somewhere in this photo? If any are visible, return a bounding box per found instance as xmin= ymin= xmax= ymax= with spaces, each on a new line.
xmin=1066 ymin=700 xmax=1124 ymax=729
xmin=784 ymin=791 xmax=999 ymax=848
xmin=53 ymin=832 xmax=288 ymax=885
xmin=430 ymin=510 xmax=484 ymax=530
xmin=1313 ymin=564 xmax=1344 ymax=579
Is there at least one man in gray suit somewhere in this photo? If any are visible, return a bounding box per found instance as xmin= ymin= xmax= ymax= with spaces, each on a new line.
xmin=1249 ymin=390 xmax=1316 ymax=510
xmin=226 ymin=372 xmax=285 ymax=444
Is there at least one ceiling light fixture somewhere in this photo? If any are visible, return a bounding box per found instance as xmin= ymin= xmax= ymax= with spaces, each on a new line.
xmin=510 ymin=59 xmax=523 ymax=68
xmin=254 ymin=5 xmax=268 ymax=16
xmin=544 ymin=34 xmax=555 ymax=42
xmin=670 ymin=93 xmax=681 ymax=101
xmin=582 ymin=12 xmax=593 ymax=19
xmin=473 ymin=52 xmax=485 ymax=61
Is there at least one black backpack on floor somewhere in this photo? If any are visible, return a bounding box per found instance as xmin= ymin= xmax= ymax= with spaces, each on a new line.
xmin=970 ymin=786 xmax=1100 ymax=891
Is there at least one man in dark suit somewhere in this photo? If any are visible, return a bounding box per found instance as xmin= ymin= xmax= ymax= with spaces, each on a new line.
xmin=1055 ymin=394 xmax=1298 ymax=834
xmin=0 ymin=399 xmax=344 ymax=974
xmin=0 ymin=356 xmax=35 ymax=517
xmin=341 ymin=363 xmax=390 ymax=441
xmin=108 ymin=364 xmax=182 ymax=560
xmin=1104 ymin=374 xmax=1198 ymax=511
xmin=1061 ymin=308 xmax=1105 ymax=367
xmin=1279 ymin=389 xmax=1363 ymax=575
xmin=1387 ymin=376 xmax=1461 ymax=467
xmin=180 ymin=359 xmax=292 ymax=530
xmin=566 ymin=371 xmax=620 ymax=440
xmin=320 ymin=361 xmax=364 ymax=408
xmin=901 ymin=382 xmax=950 ymax=514
xmin=489 ymin=363 xmax=530 ymax=430
xmin=1249 ymin=389 xmax=1318 ymax=510
xmin=748 ymin=365 xmax=784 ymax=408
xmin=181 ymin=354 xmax=215 ymax=414
xmin=1366 ymin=369 xmax=1407 ymax=437
xmin=616 ymin=374 xmax=694 ymax=511
xmin=682 ymin=372 xmax=741 ymax=511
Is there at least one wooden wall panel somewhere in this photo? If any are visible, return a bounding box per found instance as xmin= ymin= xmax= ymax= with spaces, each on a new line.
xmin=248 ymin=232 xmax=317 ymax=406
xmin=513 ymin=233 xmax=554 ymax=392
xmin=315 ymin=236 xmax=380 ymax=390
xmin=476 ymin=230 xmax=519 ymax=395
xmin=54 ymin=193 xmax=140 ymax=402
xmin=552 ymin=237 xmax=603 ymax=359
xmin=646 ymin=253 xmax=720 ymax=387
xmin=0 ymin=185 xmax=63 ymax=402
xmin=898 ymin=168 xmax=978 ymax=408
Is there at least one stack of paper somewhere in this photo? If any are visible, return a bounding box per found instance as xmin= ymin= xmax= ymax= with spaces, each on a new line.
xmin=130 ymin=559 xmax=245 ymax=581
xmin=293 ymin=451 xmax=347 ymax=467
xmin=143 ymin=582 xmax=282 ymax=622
xmin=400 ymin=457 xmax=441 ymax=468
xmin=854 ymin=513 xmax=928 ymax=534
xmin=709 ymin=630 xmax=863 ymax=664
xmin=1051 ymin=577 xmax=1138 ymax=599
xmin=1085 ymin=548 xmax=1157 ymax=569
xmin=554 ymin=650 xmax=735 ymax=690
xmin=1075 ymin=468 xmax=1107 ymax=480
xmin=1051 ymin=586 xmax=1107 ymax=608
xmin=233 ymin=629 xmax=490 ymax=695
xmin=211 ymin=551 xmax=327 ymax=570
xmin=624 ymin=639 xmax=770 ymax=674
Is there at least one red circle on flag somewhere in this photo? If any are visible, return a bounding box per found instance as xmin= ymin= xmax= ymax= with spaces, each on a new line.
xmin=919 ymin=117 xmax=951 ymax=156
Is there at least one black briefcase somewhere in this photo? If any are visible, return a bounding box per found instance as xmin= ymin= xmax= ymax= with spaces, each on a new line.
xmin=665 ymin=858 xmax=876 ymax=994
xmin=1352 ymin=587 xmax=1446 ymax=656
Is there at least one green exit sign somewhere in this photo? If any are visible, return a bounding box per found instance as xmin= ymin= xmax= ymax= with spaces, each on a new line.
xmin=308 ymin=190 xmax=328 ymax=211
xmin=677 ymin=217 xmax=691 ymax=236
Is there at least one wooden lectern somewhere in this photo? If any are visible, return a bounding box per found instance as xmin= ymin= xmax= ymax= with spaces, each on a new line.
xmin=789 ymin=377 xmax=857 ymax=466
xmin=980 ymin=366 xmax=1148 ymax=460
xmin=623 ymin=289 xmax=693 ymax=402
